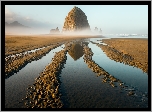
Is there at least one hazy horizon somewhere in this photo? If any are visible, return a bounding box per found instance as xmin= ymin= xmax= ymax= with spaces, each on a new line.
xmin=5 ymin=5 xmax=148 ymax=35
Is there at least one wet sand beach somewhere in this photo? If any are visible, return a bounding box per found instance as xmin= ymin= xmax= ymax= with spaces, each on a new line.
xmin=5 ymin=34 xmax=102 ymax=56
xmin=101 ymin=38 xmax=148 ymax=73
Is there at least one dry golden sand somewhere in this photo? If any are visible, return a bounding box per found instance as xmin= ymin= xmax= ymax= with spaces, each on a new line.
xmin=5 ymin=34 xmax=100 ymax=56
xmin=102 ymin=38 xmax=148 ymax=73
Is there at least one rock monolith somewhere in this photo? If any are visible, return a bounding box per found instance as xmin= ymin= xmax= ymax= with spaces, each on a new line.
xmin=62 ymin=6 xmax=90 ymax=33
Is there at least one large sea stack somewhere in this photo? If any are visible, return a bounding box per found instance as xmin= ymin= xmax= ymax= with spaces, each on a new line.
xmin=62 ymin=6 xmax=90 ymax=33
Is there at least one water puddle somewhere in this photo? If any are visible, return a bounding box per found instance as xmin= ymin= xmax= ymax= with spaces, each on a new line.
xmin=59 ymin=39 xmax=148 ymax=108
xmin=88 ymin=39 xmax=148 ymax=92
xmin=5 ymin=44 xmax=64 ymax=108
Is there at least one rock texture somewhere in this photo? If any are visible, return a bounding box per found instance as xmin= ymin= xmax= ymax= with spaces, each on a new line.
xmin=62 ymin=6 xmax=90 ymax=32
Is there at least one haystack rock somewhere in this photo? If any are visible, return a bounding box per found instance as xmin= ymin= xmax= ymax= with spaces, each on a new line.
xmin=62 ymin=6 xmax=90 ymax=33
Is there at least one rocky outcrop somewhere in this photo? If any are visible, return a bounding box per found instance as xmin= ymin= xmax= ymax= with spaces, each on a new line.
xmin=94 ymin=27 xmax=102 ymax=33
xmin=50 ymin=27 xmax=60 ymax=34
xmin=62 ymin=6 xmax=90 ymax=32
xmin=94 ymin=27 xmax=98 ymax=32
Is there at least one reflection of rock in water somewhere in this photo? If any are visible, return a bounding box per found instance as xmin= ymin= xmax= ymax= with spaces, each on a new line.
xmin=68 ymin=43 xmax=83 ymax=61
xmin=66 ymin=41 xmax=88 ymax=61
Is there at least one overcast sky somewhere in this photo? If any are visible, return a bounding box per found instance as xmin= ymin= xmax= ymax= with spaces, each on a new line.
xmin=5 ymin=5 xmax=148 ymax=34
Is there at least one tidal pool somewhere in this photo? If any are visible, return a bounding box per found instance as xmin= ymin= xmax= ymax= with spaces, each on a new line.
xmin=5 ymin=44 xmax=64 ymax=108
xmin=60 ymin=38 xmax=148 ymax=108
xmin=5 ymin=37 xmax=148 ymax=108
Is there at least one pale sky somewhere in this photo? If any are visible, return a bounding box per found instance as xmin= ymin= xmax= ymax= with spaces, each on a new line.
xmin=5 ymin=5 xmax=148 ymax=34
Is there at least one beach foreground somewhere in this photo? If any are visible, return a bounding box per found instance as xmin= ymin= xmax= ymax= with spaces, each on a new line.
xmin=5 ymin=35 xmax=148 ymax=108
xmin=102 ymin=38 xmax=148 ymax=73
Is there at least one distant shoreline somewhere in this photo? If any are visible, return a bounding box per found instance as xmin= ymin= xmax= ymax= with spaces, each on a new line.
xmin=102 ymin=37 xmax=148 ymax=40
xmin=5 ymin=34 xmax=103 ymax=56
xmin=5 ymin=34 xmax=147 ymax=56
xmin=5 ymin=34 xmax=148 ymax=39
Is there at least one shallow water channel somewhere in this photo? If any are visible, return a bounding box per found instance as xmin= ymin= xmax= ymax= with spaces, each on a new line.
xmin=5 ymin=37 xmax=148 ymax=108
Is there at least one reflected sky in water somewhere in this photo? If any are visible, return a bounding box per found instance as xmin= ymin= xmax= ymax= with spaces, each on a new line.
xmin=67 ymin=43 xmax=83 ymax=61
xmin=88 ymin=39 xmax=147 ymax=92
xmin=5 ymin=45 xmax=64 ymax=108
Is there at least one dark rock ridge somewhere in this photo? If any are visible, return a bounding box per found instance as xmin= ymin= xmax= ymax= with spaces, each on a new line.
xmin=5 ymin=21 xmax=30 ymax=28
xmin=62 ymin=6 xmax=90 ymax=32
